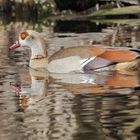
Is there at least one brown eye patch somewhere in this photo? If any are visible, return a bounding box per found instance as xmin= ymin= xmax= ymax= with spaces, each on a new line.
xmin=20 ymin=32 xmax=29 ymax=40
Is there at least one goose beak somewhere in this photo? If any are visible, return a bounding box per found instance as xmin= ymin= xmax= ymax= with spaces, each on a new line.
xmin=9 ymin=40 xmax=20 ymax=50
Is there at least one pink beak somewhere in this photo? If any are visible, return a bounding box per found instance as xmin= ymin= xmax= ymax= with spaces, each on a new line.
xmin=10 ymin=82 xmax=21 ymax=93
xmin=9 ymin=40 xmax=20 ymax=50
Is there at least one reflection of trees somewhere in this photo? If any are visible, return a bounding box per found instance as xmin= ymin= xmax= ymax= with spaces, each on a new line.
xmin=70 ymin=91 xmax=140 ymax=140
xmin=103 ymin=25 xmax=140 ymax=49
xmin=100 ymin=93 xmax=140 ymax=140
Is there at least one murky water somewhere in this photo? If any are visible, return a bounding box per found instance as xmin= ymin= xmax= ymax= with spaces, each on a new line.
xmin=0 ymin=19 xmax=140 ymax=140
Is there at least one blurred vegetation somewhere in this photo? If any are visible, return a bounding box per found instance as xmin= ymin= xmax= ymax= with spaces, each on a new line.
xmin=0 ymin=0 xmax=57 ymax=22
xmin=0 ymin=0 xmax=139 ymax=27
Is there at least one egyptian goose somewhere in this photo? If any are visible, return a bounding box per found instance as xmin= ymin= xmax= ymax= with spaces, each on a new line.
xmin=10 ymin=30 xmax=140 ymax=74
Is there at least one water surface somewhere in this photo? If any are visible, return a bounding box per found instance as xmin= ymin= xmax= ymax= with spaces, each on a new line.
xmin=0 ymin=19 xmax=140 ymax=140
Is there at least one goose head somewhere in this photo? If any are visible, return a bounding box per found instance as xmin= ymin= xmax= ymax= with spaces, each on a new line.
xmin=10 ymin=30 xmax=47 ymax=59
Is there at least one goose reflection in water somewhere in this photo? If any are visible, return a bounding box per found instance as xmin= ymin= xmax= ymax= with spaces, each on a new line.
xmin=10 ymin=67 xmax=140 ymax=140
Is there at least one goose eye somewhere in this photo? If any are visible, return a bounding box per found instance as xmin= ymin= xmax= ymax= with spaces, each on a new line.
xmin=20 ymin=32 xmax=29 ymax=40
xmin=31 ymin=35 xmax=34 ymax=39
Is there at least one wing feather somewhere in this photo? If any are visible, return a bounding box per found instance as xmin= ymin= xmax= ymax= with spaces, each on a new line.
xmin=99 ymin=49 xmax=139 ymax=62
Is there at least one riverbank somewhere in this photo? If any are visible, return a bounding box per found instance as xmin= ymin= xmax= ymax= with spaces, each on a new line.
xmin=90 ymin=6 xmax=140 ymax=18
xmin=50 ymin=6 xmax=140 ymax=21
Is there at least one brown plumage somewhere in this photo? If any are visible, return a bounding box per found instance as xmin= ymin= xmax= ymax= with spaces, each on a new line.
xmin=48 ymin=45 xmax=105 ymax=62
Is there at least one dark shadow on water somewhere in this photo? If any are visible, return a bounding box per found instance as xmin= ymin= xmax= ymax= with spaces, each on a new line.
xmin=54 ymin=20 xmax=111 ymax=33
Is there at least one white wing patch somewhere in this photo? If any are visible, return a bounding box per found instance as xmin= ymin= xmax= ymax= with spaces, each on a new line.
xmin=80 ymin=57 xmax=96 ymax=69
